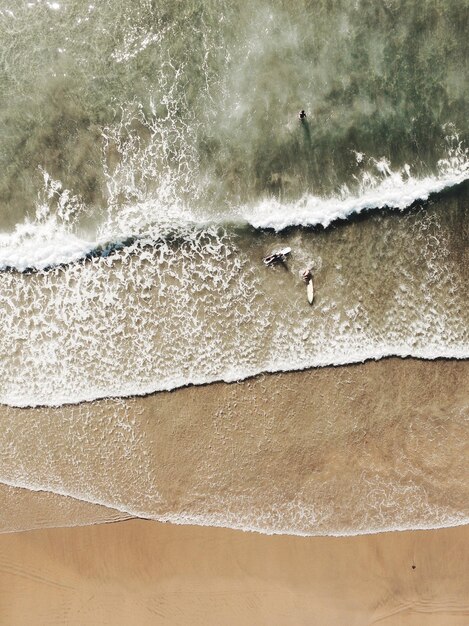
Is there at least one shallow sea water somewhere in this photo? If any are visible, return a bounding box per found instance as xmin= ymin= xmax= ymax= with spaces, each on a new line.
xmin=0 ymin=0 xmax=468 ymax=534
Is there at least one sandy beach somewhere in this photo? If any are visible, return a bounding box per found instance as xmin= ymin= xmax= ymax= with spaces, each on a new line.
xmin=0 ymin=519 xmax=467 ymax=625
xmin=0 ymin=356 xmax=467 ymax=625
xmin=1 ymin=358 xmax=467 ymax=535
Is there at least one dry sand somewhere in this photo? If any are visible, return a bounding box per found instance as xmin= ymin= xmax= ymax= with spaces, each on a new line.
xmin=0 ymin=519 xmax=467 ymax=625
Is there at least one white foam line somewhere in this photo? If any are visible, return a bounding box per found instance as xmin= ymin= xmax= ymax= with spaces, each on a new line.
xmin=0 ymin=477 xmax=466 ymax=537
xmin=242 ymin=170 xmax=469 ymax=231
xmin=1 ymin=172 xmax=467 ymax=272
xmin=0 ymin=220 xmax=100 ymax=273
xmin=2 ymin=346 xmax=468 ymax=408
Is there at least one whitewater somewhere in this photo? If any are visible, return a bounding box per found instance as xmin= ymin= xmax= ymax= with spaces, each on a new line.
xmin=1 ymin=175 xmax=468 ymax=407
xmin=0 ymin=0 xmax=467 ymax=408
xmin=0 ymin=0 xmax=468 ymax=541
xmin=0 ymin=134 xmax=468 ymax=273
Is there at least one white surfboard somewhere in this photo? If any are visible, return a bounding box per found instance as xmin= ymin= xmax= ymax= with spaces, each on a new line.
xmin=263 ymin=247 xmax=292 ymax=266
xmin=306 ymin=277 xmax=314 ymax=304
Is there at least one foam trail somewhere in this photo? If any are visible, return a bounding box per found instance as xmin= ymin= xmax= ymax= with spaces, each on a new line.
xmin=0 ymin=186 xmax=467 ymax=409
xmin=1 ymin=476 xmax=468 ymax=537
xmin=0 ymin=219 xmax=96 ymax=273
xmin=3 ymin=345 xmax=469 ymax=410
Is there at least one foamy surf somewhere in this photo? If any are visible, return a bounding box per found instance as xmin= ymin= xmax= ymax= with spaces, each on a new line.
xmin=1 ymin=0 xmax=468 ymax=542
xmin=2 ymin=344 xmax=469 ymax=409
xmin=1 ymin=476 xmax=467 ymax=537
xmin=243 ymin=157 xmax=469 ymax=231
xmin=1 ymin=146 xmax=468 ymax=272
xmin=1 ymin=359 xmax=467 ymax=536
xmin=0 ymin=219 xmax=96 ymax=273
xmin=0 ymin=184 xmax=467 ymax=409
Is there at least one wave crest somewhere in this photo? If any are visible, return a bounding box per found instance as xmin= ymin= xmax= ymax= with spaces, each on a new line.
xmin=0 ymin=133 xmax=468 ymax=272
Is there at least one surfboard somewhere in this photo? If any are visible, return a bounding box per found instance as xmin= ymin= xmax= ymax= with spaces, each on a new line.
xmin=263 ymin=247 xmax=292 ymax=266
xmin=306 ymin=277 xmax=314 ymax=304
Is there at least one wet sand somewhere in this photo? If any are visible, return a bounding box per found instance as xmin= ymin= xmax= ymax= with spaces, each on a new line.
xmin=0 ymin=357 xmax=467 ymax=623
xmin=0 ymin=358 xmax=467 ymax=535
xmin=0 ymin=519 xmax=467 ymax=625
xmin=0 ymin=483 xmax=130 ymax=534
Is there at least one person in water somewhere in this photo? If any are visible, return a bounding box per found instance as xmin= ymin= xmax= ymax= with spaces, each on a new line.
xmin=299 ymin=110 xmax=306 ymax=120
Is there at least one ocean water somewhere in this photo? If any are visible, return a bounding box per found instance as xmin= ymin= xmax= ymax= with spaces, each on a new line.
xmin=0 ymin=0 xmax=468 ymax=533
xmin=0 ymin=0 xmax=468 ymax=405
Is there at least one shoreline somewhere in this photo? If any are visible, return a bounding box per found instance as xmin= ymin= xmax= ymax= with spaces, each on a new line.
xmin=3 ymin=352 xmax=469 ymax=410
xmin=0 ymin=483 xmax=132 ymax=535
xmin=0 ymin=481 xmax=467 ymax=538
xmin=1 ymin=357 xmax=467 ymax=536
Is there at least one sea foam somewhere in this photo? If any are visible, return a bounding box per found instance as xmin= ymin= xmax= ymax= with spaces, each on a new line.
xmin=0 ymin=171 xmax=467 ymax=273
xmin=0 ymin=135 xmax=467 ymax=272
xmin=242 ymin=141 xmax=469 ymax=230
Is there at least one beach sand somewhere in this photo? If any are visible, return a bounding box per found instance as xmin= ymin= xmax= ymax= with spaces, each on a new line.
xmin=0 ymin=483 xmax=131 ymax=534
xmin=0 ymin=519 xmax=467 ymax=625
xmin=2 ymin=290 xmax=467 ymax=621
xmin=0 ymin=358 xmax=468 ymax=623
xmin=1 ymin=358 xmax=467 ymax=534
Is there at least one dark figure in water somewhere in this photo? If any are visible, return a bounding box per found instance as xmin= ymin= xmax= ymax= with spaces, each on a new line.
xmin=298 ymin=110 xmax=311 ymax=146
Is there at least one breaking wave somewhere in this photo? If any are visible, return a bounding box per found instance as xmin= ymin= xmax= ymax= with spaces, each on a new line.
xmin=1 ymin=134 xmax=468 ymax=272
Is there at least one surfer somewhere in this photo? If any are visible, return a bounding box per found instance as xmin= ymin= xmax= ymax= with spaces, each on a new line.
xmin=263 ymin=247 xmax=291 ymax=267
xmin=299 ymin=110 xmax=311 ymax=145
xmin=300 ymin=268 xmax=314 ymax=304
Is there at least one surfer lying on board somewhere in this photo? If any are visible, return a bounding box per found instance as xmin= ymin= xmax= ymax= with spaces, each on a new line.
xmin=263 ymin=247 xmax=291 ymax=267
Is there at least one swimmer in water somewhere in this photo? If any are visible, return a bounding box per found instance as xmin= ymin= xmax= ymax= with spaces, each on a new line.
xmin=299 ymin=110 xmax=306 ymax=120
